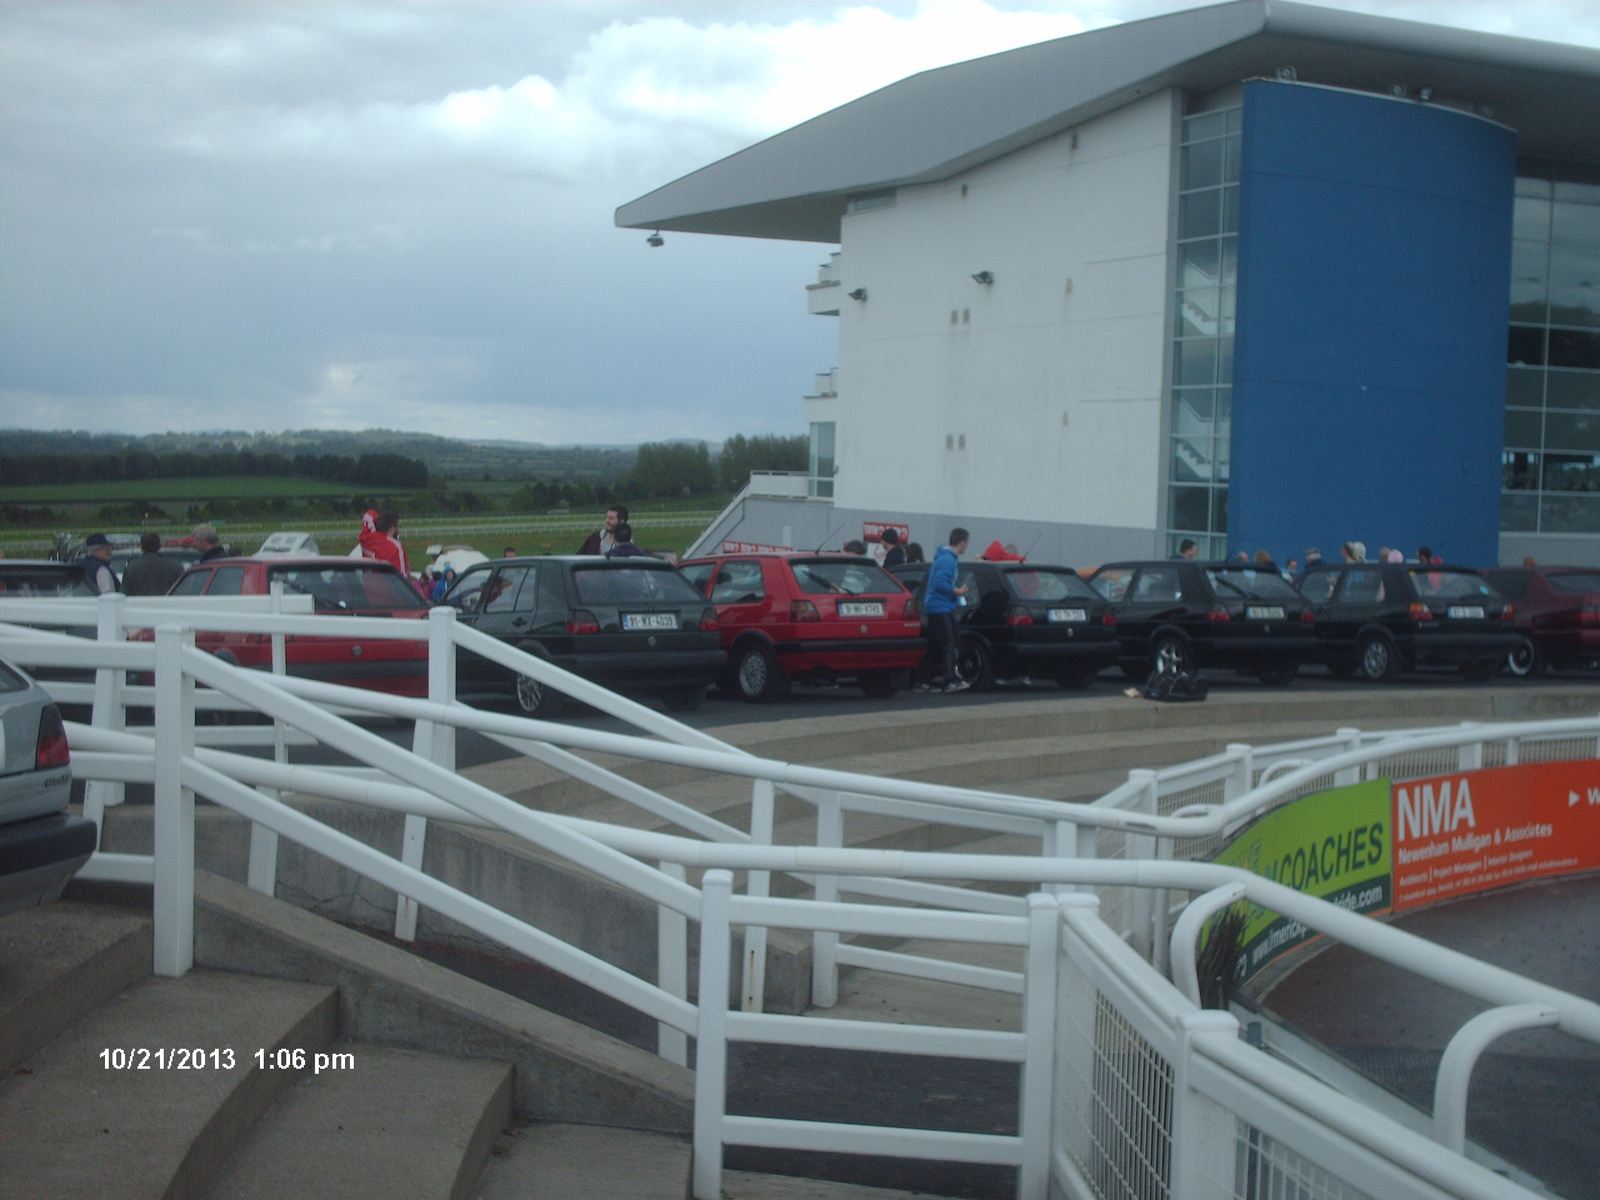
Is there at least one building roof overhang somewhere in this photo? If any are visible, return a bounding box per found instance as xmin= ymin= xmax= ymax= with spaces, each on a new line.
xmin=614 ymin=0 xmax=1600 ymax=244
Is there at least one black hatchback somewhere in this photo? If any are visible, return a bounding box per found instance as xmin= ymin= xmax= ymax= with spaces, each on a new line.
xmin=1087 ymin=560 xmax=1317 ymax=685
xmin=1296 ymin=562 xmax=1517 ymax=682
xmin=442 ymin=556 xmax=725 ymax=715
xmin=888 ymin=561 xmax=1119 ymax=689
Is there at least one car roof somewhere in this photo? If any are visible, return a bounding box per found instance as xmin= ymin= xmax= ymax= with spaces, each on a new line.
xmin=190 ymin=556 xmax=403 ymax=569
xmin=0 ymin=559 xmax=78 ymax=569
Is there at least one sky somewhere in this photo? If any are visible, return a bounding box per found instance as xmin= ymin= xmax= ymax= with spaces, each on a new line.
xmin=2 ymin=1 xmax=1598 ymax=446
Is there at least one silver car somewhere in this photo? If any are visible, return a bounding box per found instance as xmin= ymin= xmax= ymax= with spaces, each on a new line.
xmin=0 ymin=656 xmax=94 ymax=915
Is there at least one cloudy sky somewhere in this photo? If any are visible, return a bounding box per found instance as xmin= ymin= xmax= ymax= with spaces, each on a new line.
xmin=2 ymin=1 xmax=1597 ymax=445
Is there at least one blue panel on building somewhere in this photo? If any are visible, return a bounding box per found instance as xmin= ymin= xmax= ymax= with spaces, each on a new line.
xmin=1229 ymin=80 xmax=1514 ymax=567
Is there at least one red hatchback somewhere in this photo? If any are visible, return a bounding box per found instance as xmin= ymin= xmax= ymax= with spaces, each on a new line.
xmin=1482 ymin=564 xmax=1600 ymax=677
xmin=158 ymin=557 xmax=431 ymax=695
xmin=679 ymin=553 xmax=923 ymax=700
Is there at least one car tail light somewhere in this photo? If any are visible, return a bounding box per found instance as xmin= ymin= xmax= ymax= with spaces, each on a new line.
xmin=902 ymin=596 xmax=919 ymax=620
xmin=1005 ymin=604 xmax=1034 ymax=627
xmin=1409 ymin=602 xmax=1433 ymax=621
xmin=790 ymin=599 xmax=821 ymax=622
xmin=1501 ymin=604 xmax=1514 ymax=621
xmin=1206 ymin=604 xmax=1231 ymax=623
xmin=1101 ymin=611 xmax=1116 ymax=627
xmin=566 ymin=610 xmax=601 ymax=635
xmin=698 ymin=607 xmax=719 ymax=632
xmin=1300 ymin=608 xmax=1316 ymax=623
xmin=35 ymin=705 xmax=70 ymax=770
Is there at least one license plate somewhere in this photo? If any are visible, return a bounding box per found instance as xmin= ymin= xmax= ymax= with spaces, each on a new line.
xmin=1047 ymin=608 xmax=1087 ymax=623
xmin=622 ymin=612 xmax=678 ymax=631
xmin=838 ymin=601 xmax=884 ymax=618
xmin=1447 ymin=606 xmax=1484 ymax=620
xmin=1246 ymin=606 xmax=1285 ymax=620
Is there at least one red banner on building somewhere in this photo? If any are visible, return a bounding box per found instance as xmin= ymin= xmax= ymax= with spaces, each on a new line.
xmin=1390 ymin=760 xmax=1600 ymax=912
xmin=721 ymin=541 xmax=791 ymax=554
xmin=862 ymin=522 xmax=910 ymax=544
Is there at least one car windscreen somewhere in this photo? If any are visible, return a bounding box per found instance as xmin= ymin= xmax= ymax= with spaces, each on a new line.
xmin=1002 ymin=569 xmax=1098 ymax=602
xmin=1546 ymin=571 xmax=1600 ymax=595
xmin=270 ymin=566 xmax=427 ymax=611
xmin=0 ymin=568 xmax=94 ymax=597
xmin=572 ymin=566 xmax=706 ymax=607
xmin=1408 ymin=570 xmax=1498 ymax=601
xmin=790 ymin=559 xmax=901 ymax=596
xmin=1205 ymin=568 xmax=1300 ymax=602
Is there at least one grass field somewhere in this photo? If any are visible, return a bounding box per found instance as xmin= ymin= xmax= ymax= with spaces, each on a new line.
xmin=0 ymin=475 xmax=418 ymax=504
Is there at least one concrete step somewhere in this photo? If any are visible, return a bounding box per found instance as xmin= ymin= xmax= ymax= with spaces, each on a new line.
xmin=0 ymin=898 xmax=152 ymax=1071
xmin=0 ymin=970 xmax=338 ymax=1200
xmin=474 ymin=1123 xmax=690 ymax=1200
xmin=204 ymin=1043 xmax=512 ymax=1200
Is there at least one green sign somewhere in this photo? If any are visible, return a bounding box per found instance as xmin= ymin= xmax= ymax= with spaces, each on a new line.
xmin=1211 ymin=778 xmax=1392 ymax=979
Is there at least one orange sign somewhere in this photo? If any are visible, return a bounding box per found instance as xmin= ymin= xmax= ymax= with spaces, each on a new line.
xmin=1390 ymin=761 xmax=1600 ymax=912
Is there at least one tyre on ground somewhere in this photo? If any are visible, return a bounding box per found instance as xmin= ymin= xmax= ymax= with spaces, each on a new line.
xmin=1356 ymin=632 xmax=1399 ymax=683
xmin=955 ymin=636 xmax=997 ymax=691
xmin=733 ymin=642 xmax=790 ymax=701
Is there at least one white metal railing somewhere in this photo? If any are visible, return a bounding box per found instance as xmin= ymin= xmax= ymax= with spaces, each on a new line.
xmin=3 ymin=594 xmax=1598 ymax=1200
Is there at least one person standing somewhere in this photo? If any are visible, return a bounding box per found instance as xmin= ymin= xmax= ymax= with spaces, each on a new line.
xmin=605 ymin=523 xmax=649 ymax=558
xmin=922 ymin=528 xmax=971 ymax=694
xmin=79 ymin=533 xmax=118 ymax=595
xmin=359 ymin=510 xmax=410 ymax=576
xmin=121 ymin=532 xmax=184 ymax=596
xmin=580 ymin=505 xmax=627 ymax=556
xmin=880 ymin=527 xmax=906 ymax=568
xmin=192 ymin=523 xmax=228 ymax=563
xmin=1174 ymin=538 xmax=1198 ymax=560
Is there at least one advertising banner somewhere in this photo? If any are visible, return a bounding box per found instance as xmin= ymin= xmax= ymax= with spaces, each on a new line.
xmin=1391 ymin=760 xmax=1600 ymax=911
xmin=1211 ymin=778 xmax=1391 ymax=978
xmin=862 ymin=522 xmax=910 ymax=545
xmin=721 ymin=541 xmax=791 ymax=554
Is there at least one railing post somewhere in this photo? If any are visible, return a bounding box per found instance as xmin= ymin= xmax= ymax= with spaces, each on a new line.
xmin=1333 ymin=727 xmax=1362 ymax=786
xmin=1170 ymin=1009 xmax=1241 ymax=1200
xmin=1222 ymin=743 xmax=1253 ymax=801
xmin=657 ymin=861 xmax=689 ymax=1066
xmin=1457 ymin=722 xmax=1483 ymax=771
xmin=1126 ymin=769 xmax=1158 ymax=956
xmin=1505 ymin=734 xmax=1519 ymax=766
xmin=247 ymin=580 xmax=285 ymax=894
xmin=395 ymin=606 xmax=456 ymax=940
xmin=82 ymin=591 xmax=127 ymax=842
xmin=693 ymin=870 xmax=733 ymax=1200
xmin=1151 ymin=837 xmax=1174 ymax=977
xmin=1169 ymin=882 xmax=1249 ymax=1006
xmin=152 ymin=625 xmax=196 ymax=978
xmin=1433 ymin=1003 xmax=1558 ymax=1153
xmin=1018 ymin=893 xmax=1061 ymax=1200
xmin=740 ymin=778 xmax=774 ymax=1013
xmin=811 ymin=789 xmax=842 ymax=1007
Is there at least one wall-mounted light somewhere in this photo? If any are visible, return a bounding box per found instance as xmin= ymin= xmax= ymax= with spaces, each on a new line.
xmin=1275 ymin=65 xmax=1297 ymax=81
xmin=971 ymin=270 xmax=993 ymax=285
xmin=1418 ymin=86 xmax=1434 ymax=101
xmin=847 ymin=287 xmax=867 ymax=301
xmin=646 ymin=231 xmax=664 ymax=247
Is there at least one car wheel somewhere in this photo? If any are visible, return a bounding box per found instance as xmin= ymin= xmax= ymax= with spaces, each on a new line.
xmin=955 ymin=637 xmax=997 ymax=691
xmin=515 ymin=673 xmax=565 ymax=718
xmin=1256 ymin=660 xmax=1298 ymax=687
xmin=858 ymin=670 xmax=898 ymax=699
xmin=1151 ymin=633 xmax=1192 ymax=677
xmin=1459 ymin=658 xmax=1501 ymax=683
xmin=1356 ymin=633 xmax=1399 ymax=682
xmin=734 ymin=643 xmax=789 ymax=702
xmin=662 ymin=686 xmax=707 ymax=712
xmin=1054 ymin=665 xmax=1098 ymax=690
xmin=1505 ymin=633 xmax=1544 ymax=679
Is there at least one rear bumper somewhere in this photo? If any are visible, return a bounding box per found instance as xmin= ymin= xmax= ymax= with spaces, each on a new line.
xmin=1204 ymin=634 xmax=1320 ymax=662
xmin=773 ymin=637 xmax=927 ymax=673
xmin=1008 ymin=640 xmax=1122 ymax=669
xmin=0 ymin=813 xmax=98 ymax=917
xmin=1406 ymin=631 xmax=1519 ymax=664
xmin=549 ymin=649 xmax=728 ymax=693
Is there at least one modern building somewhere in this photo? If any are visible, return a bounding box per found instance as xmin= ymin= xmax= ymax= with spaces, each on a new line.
xmin=618 ymin=0 xmax=1600 ymax=567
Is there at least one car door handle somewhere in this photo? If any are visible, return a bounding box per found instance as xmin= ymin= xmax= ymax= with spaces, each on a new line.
xmin=512 ymin=617 xmax=528 ymax=628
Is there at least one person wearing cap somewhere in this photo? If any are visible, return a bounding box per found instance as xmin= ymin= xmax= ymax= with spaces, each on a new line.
xmin=880 ymin=527 xmax=906 ymax=568
xmin=80 ymin=534 xmax=118 ymax=595
xmin=193 ymin=523 xmax=227 ymax=563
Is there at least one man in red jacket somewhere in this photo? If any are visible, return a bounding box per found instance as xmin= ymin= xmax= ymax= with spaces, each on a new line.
xmin=358 ymin=509 xmax=410 ymax=577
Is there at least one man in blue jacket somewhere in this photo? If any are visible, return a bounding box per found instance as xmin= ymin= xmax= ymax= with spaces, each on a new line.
xmin=923 ymin=528 xmax=971 ymax=693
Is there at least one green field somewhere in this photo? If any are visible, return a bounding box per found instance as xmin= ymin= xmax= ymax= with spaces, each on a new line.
xmin=0 ymin=475 xmax=417 ymax=504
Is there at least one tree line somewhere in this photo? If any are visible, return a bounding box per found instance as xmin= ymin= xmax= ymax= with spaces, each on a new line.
xmin=1 ymin=450 xmax=430 ymax=490
xmin=621 ymin=435 xmax=808 ymax=499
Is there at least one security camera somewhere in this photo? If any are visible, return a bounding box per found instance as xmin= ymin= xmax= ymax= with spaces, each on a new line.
xmin=646 ymin=232 xmax=664 ymax=247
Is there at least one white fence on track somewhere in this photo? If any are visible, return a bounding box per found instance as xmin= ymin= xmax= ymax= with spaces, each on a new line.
xmin=2 ymin=592 xmax=1597 ymax=1200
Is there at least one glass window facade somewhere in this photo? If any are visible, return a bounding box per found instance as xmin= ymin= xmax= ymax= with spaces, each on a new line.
xmin=809 ymin=421 xmax=835 ymax=498
xmin=1503 ymin=165 xmax=1600 ymax=534
xmin=1164 ymin=106 xmax=1240 ymax=559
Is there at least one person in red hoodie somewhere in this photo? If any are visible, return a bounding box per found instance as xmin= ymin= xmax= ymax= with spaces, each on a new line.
xmin=358 ymin=509 xmax=410 ymax=578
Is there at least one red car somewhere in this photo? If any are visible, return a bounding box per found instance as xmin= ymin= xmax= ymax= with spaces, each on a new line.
xmin=678 ymin=553 xmax=923 ymax=700
xmin=1481 ymin=564 xmax=1600 ymax=677
xmin=151 ymin=557 xmax=431 ymax=695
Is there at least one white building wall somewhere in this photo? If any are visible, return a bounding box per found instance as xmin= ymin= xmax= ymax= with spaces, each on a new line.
xmin=829 ymin=89 xmax=1177 ymax=541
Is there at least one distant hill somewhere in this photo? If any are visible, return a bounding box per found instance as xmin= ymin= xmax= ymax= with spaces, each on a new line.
xmin=1 ymin=428 xmax=649 ymax=483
